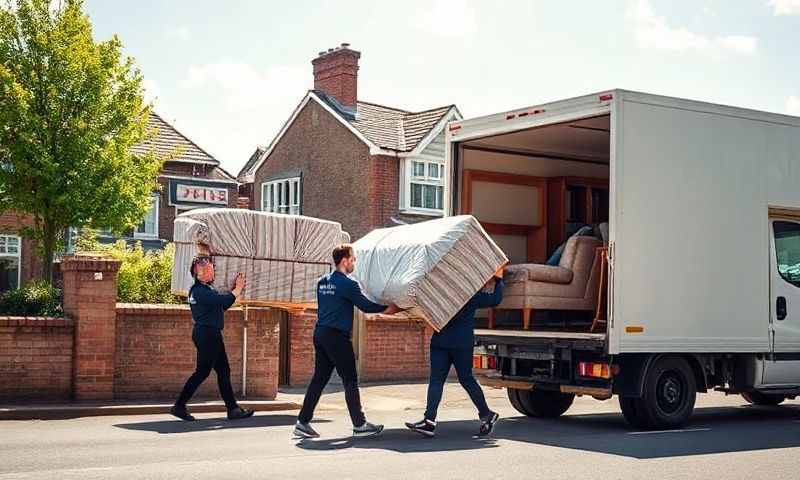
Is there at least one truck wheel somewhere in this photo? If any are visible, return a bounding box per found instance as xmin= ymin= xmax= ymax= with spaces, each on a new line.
xmin=742 ymin=391 xmax=786 ymax=406
xmin=507 ymin=388 xmax=529 ymax=415
xmin=513 ymin=389 xmax=575 ymax=418
xmin=637 ymin=356 xmax=697 ymax=429
xmin=619 ymin=396 xmax=650 ymax=429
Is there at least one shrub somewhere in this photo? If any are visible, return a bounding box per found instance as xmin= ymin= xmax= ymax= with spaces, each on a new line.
xmin=0 ymin=281 xmax=63 ymax=317
xmin=76 ymin=230 xmax=181 ymax=304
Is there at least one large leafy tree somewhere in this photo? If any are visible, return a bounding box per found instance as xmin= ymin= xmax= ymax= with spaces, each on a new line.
xmin=0 ymin=0 xmax=163 ymax=282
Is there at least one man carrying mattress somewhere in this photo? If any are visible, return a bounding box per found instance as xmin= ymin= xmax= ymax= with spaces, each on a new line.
xmin=294 ymin=244 xmax=401 ymax=439
xmin=406 ymin=272 xmax=505 ymax=437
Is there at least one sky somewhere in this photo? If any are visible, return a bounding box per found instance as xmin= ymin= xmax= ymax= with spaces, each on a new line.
xmin=83 ymin=0 xmax=800 ymax=176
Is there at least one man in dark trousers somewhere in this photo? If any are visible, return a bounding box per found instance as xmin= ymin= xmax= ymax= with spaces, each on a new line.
xmin=294 ymin=244 xmax=401 ymax=439
xmin=406 ymin=272 xmax=504 ymax=437
xmin=170 ymin=254 xmax=254 ymax=422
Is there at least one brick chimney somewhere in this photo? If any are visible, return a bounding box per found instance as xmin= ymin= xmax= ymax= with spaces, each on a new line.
xmin=312 ymin=43 xmax=360 ymax=107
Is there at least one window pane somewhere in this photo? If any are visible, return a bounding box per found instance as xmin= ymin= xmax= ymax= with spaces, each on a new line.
xmin=0 ymin=257 xmax=19 ymax=293
xmin=423 ymin=184 xmax=437 ymax=209
xmin=292 ymin=179 xmax=300 ymax=205
xmin=436 ymin=186 xmax=443 ymax=209
xmin=413 ymin=162 xmax=425 ymax=177
xmin=428 ymin=163 xmax=440 ymax=179
xmin=136 ymin=197 xmax=158 ymax=235
xmin=775 ymin=221 xmax=800 ymax=286
xmin=411 ymin=183 xmax=423 ymax=208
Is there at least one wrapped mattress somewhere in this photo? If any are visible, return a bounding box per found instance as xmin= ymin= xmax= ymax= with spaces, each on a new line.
xmin=352 ymin=215 xmax=508 ymax=331
xmin=171 ymin=208 xmax=349 ymax=306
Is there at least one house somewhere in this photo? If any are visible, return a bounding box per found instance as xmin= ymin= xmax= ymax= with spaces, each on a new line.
xmin=237 ymin=44 xmax=461 ymax=241
xmin=89 ymin=112 xmax=240 ymax=250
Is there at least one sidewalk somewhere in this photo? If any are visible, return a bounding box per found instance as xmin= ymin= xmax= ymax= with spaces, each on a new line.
xmin=0 ymin=382 xmax=512 ymax=421
xmin=0 ymin=399 xmax=299 ymax=421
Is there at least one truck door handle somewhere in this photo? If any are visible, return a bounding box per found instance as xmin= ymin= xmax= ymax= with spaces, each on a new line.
xmin=777 ymin=296 xmax=787 ymax=321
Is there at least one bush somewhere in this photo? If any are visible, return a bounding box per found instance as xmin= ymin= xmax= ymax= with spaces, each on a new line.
xmin=76 ymin=230 xmax=181 ymax=304
xmin=0 ymin=281 xmax=63 ymax=317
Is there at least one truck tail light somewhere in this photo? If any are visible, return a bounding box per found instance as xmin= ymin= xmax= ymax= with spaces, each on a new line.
xmin=599 ymin=93 xmax=613 ymax=102
xmin=473 ymin=354 xmax=497 ymax=370
xmin=577 ymin=362 xmax=617 ymax=379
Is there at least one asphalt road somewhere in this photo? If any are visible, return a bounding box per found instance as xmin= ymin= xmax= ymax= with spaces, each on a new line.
xmin=1 ymin=384 xmax=799 ymax=480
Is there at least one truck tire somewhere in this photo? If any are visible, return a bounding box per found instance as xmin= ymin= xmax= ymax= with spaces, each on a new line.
xmin=510 ymin=388 xmax=575 ymax=418
xmin=507 ymin=388 xmax=529 ymax=415
xmin=742 ymin=391 xmax=786 ymax=406
xmin=618 ymin=396 xmax=650 ymax=429
xmin=629 ymin=356 xmax=697 ymax=430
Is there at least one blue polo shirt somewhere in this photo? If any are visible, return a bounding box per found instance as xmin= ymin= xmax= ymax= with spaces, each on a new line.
xmin=316 ymin=271 xmax=387 ymax=335
xmin=431 ymin=279 xmax=504 ymax=350
xmin=188 ymin=281 xmax=236 ymax=330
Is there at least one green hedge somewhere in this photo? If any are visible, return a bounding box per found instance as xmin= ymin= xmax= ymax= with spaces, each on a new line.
xmin=76 ymin=230 xmax=181 ymax=304
xmin=0 ymin=281 xmax=63 ymax=317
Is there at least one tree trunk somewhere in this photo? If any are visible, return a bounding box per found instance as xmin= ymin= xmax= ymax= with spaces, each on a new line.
xmin=41 ymin=220 xmax=57 ymax=286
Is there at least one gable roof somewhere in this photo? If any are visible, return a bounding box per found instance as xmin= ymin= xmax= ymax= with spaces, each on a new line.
xmin=237 ymin=91 xmax=460 ymax=182
xmin=132 ymin=112 xmax=221 ymax=166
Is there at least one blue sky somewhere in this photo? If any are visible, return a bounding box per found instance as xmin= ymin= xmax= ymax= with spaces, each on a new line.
xmin=83 ymin=0 xmax=800 ymax=175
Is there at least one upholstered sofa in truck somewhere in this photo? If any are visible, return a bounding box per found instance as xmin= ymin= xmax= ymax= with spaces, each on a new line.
xmin=493 ymin=236 xmax=603 ymax=329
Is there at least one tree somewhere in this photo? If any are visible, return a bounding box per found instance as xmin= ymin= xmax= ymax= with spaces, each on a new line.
xmin=0 ymin=0 xmax=163 ymax=283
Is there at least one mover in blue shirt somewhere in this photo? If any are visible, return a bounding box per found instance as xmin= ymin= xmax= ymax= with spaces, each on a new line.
xmin=294 ymin=244 xmax=401 ymax=439
xmin=171 ymin=253 xmax=254 ymax=422
xmin=406 ymin=273 xmax=504 ymax=437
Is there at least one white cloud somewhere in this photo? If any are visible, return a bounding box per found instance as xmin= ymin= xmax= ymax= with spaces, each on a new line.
xmin=788 ymin=96 xmax=800 ymax=116
xmin=627 ymin=0 xmax=757 ymax=56
xmin=166 ymin=26 xmax=191 ymax=41
xmin=412 ymin=0 xmax=477 ymax=38
xmin=769 ymin=0 xmax=800 ymax=15
xmin=179 ymin=62 xmax=307 ymax=172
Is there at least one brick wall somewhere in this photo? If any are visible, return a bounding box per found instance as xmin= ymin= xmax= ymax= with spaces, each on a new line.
xmin=360 ymin=316 xmax=432 ymax=382
xmin=0 ymin=317 xmax=74 ymax=402
xmin=368 ymin=155 xmax=400 ymax=231
xmin=288 ymin=310 xmax=317 ymax=386
xmin=115 ymin=304 xmax=279 ymax=400
xmin=252 ymin=100 xmax=375 ymax=241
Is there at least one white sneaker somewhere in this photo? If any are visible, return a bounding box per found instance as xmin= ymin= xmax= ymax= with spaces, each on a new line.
xmin=353 ymin=421 xmax=384 ymax=438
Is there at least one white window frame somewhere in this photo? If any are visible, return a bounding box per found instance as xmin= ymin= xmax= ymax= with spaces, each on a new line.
xmin=0 ymin=234 xmax=21 ymax=291
xmin=261 ymin=177 xmax=301 ymax=215
xmin=402 ymin=156 xmax=445 ymax=215
xmin=134 ymin=194 xmax=160 ymax=239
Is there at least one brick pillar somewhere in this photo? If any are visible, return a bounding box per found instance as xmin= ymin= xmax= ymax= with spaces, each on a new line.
xmin=61 ymin=255 xmax=121 ymax=402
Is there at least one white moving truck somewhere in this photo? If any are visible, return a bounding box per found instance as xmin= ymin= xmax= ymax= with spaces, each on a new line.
xmin=446 ymin=89 xmax=800 ymax=429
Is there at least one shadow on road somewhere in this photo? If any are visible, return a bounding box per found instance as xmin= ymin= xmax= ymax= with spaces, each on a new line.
xmin=296 ymin=404 xmax=800 ymax=458
xmin=113 ymin=414 xmax=329 ymax=435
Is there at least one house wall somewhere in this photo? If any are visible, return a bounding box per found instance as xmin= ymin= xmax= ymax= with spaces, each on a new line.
xmin=0 ymin=210 xmax=44 ymax=287
xmin=252 ymin=100 xmax=375 ymax=241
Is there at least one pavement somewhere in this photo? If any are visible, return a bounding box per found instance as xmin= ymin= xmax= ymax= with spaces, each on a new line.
xmin=1 ymin=383 xmax=799 ymax=480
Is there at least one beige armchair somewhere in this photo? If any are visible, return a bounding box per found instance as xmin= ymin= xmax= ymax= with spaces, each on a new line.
xmin=493 ymin=236 xmax=603 ymax=329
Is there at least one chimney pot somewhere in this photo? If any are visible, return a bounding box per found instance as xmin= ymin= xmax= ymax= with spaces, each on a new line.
xmin=341 ymin=42 xmax=350 ymax=48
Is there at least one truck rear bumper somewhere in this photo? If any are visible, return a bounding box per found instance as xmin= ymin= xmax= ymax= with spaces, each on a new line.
xmin=475 ymin=370 xmax=613 ymax=399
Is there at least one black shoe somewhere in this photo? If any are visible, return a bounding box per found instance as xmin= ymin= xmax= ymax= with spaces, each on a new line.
xmin=293 ymin=421 xmax=320 ymax=439
xmin=478 ymin=411 xmax=500 ymax=437
xmin=227 ymin=407 xmax=255 ymax=420
xmin=405 ymin=418 xmax=436 ymax=437
xmin=170 ymin=405 xmax=195 ymax=422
